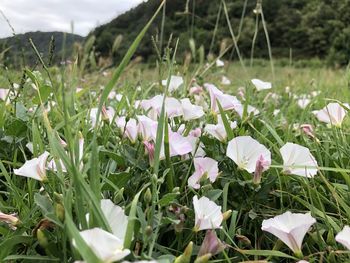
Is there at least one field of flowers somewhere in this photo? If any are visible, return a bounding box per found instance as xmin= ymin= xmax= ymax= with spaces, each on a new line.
xmin=2 ymin=7 xmax=350 ymax=263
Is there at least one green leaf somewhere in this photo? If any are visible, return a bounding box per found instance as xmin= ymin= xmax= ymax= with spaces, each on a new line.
xmin=158 ymin=193 xmax=178 ymax=207
xmin=236 ymin=249 xmax=298 ymax=260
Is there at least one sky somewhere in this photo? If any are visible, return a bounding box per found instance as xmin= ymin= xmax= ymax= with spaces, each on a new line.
xmin=0 ymin=0 xmax=145 ymax=38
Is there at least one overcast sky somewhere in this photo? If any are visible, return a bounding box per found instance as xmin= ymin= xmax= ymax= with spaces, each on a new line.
xmin=0 ymin=0 xmax=145 ymax=38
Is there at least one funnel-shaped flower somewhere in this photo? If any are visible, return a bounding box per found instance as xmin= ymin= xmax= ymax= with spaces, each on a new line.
xmin=198 ymin=230 xmax=226 ymax=257
xmin=221 ymin=76 xmax=231 ymax=85
xmin=188 ymin=157 xmax=220 ymax=189
xmin=204 ymin=83 xmax=241 ymax=113
xmin=335 ymin=226 xmax=350 ymax=250
xmin=297 ymin=98 xmax=311 ymax=109
xmin=193 ymin=196 xmax=223 ymax=231
xmin=100 ymin=199 xmax=128 ymax=242
xmin=205 ymin=115 xmax=237 ymax=142
xmin=0 ymin=211 xmax=19 ymax=229
xmin=216 ymin=59 xmax=224 ymax=67
xmin=125 ymin=119 xmax=138 ymax=143
xmin=234 ymin=104 xmax=260 ymax=118
xmin=14 ymin=151 xmax=50 ymax=181
xmin=226 ymin=136 xmax=271 ymax=173
xmin=140 ymin=95 xmax=183 ymax=119
xmin=162 ymin=75 xmax=184 ymax=92
xmin=280 ymin=143 xmax=318 ymax=178
xmin=251 ymin=79 xmax=271 ymax=91
xmin=313 ymin=102 xmax=349 ymax=126
xmin=77 ymin=228 xmax=130 ymax=263
xmin=181 ymin=98 xmax=205 ymax=121
xmin=137 ymin=115 xmax=158 ymax=141
xmin=261 ymin=211 xmax=316 ymax=253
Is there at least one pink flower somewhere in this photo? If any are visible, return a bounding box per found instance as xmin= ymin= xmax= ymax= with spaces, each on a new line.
xmin=253 ymin=154 xmax=270 ymax=184
xmin=204 ymin=83 xmax=241 ymax=113
xmin=300 ymin=124 xmax=315 ymax=139
xmin=137 ymin=115 xmax=158 ymax=141
xmin=189 ymin=86 xmax=203 ymax=95
xmin=144 ymin=141 xmax=155 ymax=166
xmin=188 ymin=157 xmax=220 ymax=189
xmin=313 ymin=102 xmax=349 ymax=127
xmin=198 ymin=230 xmax=226 ymax=257
xmin=0 ymin=211 xmax=19 ymax=229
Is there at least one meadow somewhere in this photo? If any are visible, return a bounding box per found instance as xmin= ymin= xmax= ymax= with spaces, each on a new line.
xmin=2 ymin=2 xmax=350 ymax=263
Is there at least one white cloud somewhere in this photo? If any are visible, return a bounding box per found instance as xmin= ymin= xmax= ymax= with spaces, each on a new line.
xmin=0 ymin=0 xmax=145 ymax=38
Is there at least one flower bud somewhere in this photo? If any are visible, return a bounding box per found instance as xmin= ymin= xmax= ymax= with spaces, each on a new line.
xmin=145 ymin=225 xmax=153 ymax=236
xmin=55 ymin=203 xmax=65 ymax=222
xmin=37 ymin=229 xmax=49 ymax=248
xmin=222 ymin=210 xmax=232 ymax=221
xmin=194 ymin=253 xmax=212 ymax=263
xmin=144 ymin=188 xmax=152 ymax=204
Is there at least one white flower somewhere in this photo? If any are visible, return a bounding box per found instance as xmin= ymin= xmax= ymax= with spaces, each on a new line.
xmin=234 ymin=104 xmax=260 ymax=118
xmin=280 ymin=143 xmax=318 ymax=178
xmin=204 ymin=83 xmax=241 ymax=113
xmin=221 ymin=76 xmax=231 ymax=85
xmin=161 ymin=75 xmax=184 ymax=92
xmin=204 ymin=115 xmax=237 ymax=142
xmin=188 ymin=157 xmax=220 ymax=189
xmin=226 ymin=136 xmax=271 ymax=173
xmin=76 ymin=228 xmax=130 ymax=263
xmin=313 ymin=102 xmax=349 ymax=127
xmin=261 ymin=211 xmax=316 ymax=253
xmin=251 ymin=79 xmax=272 ymax=91
xmin=14 ymin=151 xmax=50 ymax=181
xmin=100 ymin=199 xmax=129 ymax=242
xmin=216 ymin=59 xmax=224 ymax=67
xmin=193 ymin=196 xmax=223 ymax=231
xmin=335 ymin=225 xmax=350 ymax=250
xmin=297 ymin=98 xmax=311 ymax=109
xmin=180 ymin=98 xmax=204 ymax=121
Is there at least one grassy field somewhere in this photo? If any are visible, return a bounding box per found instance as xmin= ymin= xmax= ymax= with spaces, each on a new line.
xmin=2 ymin=3 xmax=350 ymax=262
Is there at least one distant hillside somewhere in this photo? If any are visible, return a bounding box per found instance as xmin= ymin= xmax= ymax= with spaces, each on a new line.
xmin=0 ymin=31 xmax=84 ymax=67
xmin=90 ymin=0 xmax=350 ymax=66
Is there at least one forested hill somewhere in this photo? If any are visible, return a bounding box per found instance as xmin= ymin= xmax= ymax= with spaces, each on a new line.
xmin=91 ymin=0 xmax=350 ymax=66
xmin=0 ymin=31 xmax=83 ymax=66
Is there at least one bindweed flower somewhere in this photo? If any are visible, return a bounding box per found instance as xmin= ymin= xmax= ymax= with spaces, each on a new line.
xmin=162 ymin=75 xmax=184 ymax=92
xmin=204 ymin=83 xmax=241 ymax=113
xmin=280 ymin=143 xmax=318 ymax=178
xmin=189 ymin=85 xmax=203 ymax=95
xmin=253 ymin=154 xmax=270 ymax=184
xmin=204 ymin=115 xmax=237 ymax=142
xmin=251 ymin=79 xmax=272 ymax=91
xmin=226 ymin=136 xmax=271 ymax=173
xmin=216 ymin=59 xmax=224 ymax=67
xmin=198 ymin=230 xmax=226 ymax=257
xmin=144 ymin=141 xmax=155 ymax=166
xmin=137 ymin=115 xmax=158 ymax=141
xmin=313 ymin=102 xmax=349 ymax=127
xmin=140 ymin=95 xmax=183 ymax=119
xmin=221 ymin=76 xmax=231 ymax=85
xmin=188 ymin=157 xmax=220 ymax=189
xmin=261 ymin=211 xmax=316 ymax=254
xmin=100 ymin=199 xmax=129 ymax=242
xmin=300 ymin=124 xmax=316 ymax=139
xmin=335 ymin=225 xmax=350 ymax=250
xmin=0 ymin=211 xmax=19 ymax=229
xmin=125 ymin=119 xmax=138 ymax=143
xmin=14 ymin=151 xmax=50 ymax=181
xmin=180 ymin=98 xmax=205 ymax=121
xmin=234 ymin=104 xmax=260 ymax=119
xmin=297 ymin=98 xmax=311 ymax=109
xmin=90 ymin=107 xmax=115 ymax=128
xmin=76 ymin=227 xmax=130 ymax=263
xmin=193 ymin=196 xmax=223 ymax=231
